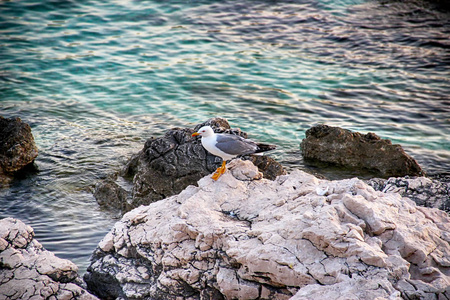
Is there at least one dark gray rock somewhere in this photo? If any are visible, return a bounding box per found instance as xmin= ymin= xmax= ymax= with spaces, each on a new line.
xmin=193 ymin=117 xmax=248 ymax=138
xmin=0 ymin=116 xmax=38 ymax=185
xmin=244 ymin=155 xmax=286 ymax=181
xmin=300 ymin=125 xmax=424 ymax=178
xmin=367 ymin=175 xmax=450 ymax=212
xmin=94 ymin=175 xmax=130 ymax=213
xmin=121 ymin=126 xmax=218 ymax=210
xmin=97 ymin=118 xmax=284 ymax=212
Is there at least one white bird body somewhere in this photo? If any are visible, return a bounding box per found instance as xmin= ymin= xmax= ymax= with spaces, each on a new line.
xmin=195 ymin=126 xmax=254 ymax=160
xmin=200 ymin=133 xmax=236 ymax=161
xmin=192 ymin=125 xmax=276 ymax=180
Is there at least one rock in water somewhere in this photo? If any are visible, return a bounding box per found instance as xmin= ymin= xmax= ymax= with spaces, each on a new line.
xmin=84 ymin=160 xmax=450 ymax=300
xmin=0 ymin=218 xmax=98 ymax=300
xmin=93 ymin=174 xmax=130 ymax=213
xmin=0 ymin=116 xmax=38 ymax=185
xmin=300 ymin=124 xmax=424 ymax=178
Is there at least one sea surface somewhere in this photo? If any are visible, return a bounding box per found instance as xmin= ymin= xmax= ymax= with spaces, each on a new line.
xmin=1 ymin=0 xmax=449 ymax=273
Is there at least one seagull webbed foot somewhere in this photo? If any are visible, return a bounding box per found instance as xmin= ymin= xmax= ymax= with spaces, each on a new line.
xmin=211 ymin=171 xmax=221 ymax=181
xmin=211 ymin=161 xmax=227 ymax=181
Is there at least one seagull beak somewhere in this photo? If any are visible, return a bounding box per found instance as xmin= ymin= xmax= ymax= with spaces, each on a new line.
xmin=192 ymin=132 xmax=200 ymax=137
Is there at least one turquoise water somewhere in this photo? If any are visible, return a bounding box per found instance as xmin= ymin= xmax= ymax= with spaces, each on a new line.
xmin=1 ymin=0 xmax=449 ymax=273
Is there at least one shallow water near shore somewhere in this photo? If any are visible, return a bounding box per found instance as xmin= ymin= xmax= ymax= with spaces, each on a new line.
xmin=1 ymin=0 xmax=449 ymax=273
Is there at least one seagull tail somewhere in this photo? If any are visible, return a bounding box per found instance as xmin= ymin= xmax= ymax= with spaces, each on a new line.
xmin=255 ymin=143 xmax=276 ymax=154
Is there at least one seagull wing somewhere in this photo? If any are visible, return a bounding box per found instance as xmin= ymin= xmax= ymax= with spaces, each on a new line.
xmin=215 ymin=134 xmax=258 ymax=156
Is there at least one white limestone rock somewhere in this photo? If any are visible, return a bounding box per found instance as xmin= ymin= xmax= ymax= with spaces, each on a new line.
xmin=84 ymin=159 xmax=450 ymax=299
xmin=0 ymin=218 xmax=98 ymax=300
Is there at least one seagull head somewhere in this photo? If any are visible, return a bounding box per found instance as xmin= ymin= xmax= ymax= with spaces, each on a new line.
xmin=192 ymin=126 xmax=215 ymax=137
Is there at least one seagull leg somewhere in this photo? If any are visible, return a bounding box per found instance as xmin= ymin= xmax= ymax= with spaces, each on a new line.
xmin=212 ymin=161 xmax=227 ymax=180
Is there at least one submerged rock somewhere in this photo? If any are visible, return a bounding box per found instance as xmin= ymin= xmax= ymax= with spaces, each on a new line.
xmin=94 ymin=174 xmax=130 ymax=212
xmin=84 ymin=160 xmax=450 ymax=299
xmin=0 ymin=218 xmax=98 ymax=300
xmin=300 ymin=124 xmax=424 ymax=178
xmin=0 ymin=116 xmax=38 ymax=186
xmin=97 ymin=118 xmax=284 ymax=212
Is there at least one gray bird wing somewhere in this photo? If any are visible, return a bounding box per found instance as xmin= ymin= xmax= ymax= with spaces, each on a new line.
xmin=215 ymin=134 xmax=258 ymax=156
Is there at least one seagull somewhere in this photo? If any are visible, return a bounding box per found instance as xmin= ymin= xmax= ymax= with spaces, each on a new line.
xmin=192 ymin=126 xmax=276 ymax=180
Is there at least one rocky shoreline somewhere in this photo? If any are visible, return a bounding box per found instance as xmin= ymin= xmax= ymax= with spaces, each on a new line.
xmin=2 ymin=161 xmax=449 ymax=299
xmin=82 ymin=160 xmax=450 ymax=299
xmin=1 ymin=117 xmax=449 ymax=299
xmin=0 ymin=218 xmax=98 ymax=299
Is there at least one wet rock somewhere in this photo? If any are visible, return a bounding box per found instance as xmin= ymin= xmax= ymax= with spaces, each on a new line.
xmin=120 ymin=126 xmax=215 ymax=209
xmin=84 ymin=160 xmax=450 ymax=300
xmin=244 ymin=155 xmax=286 ymax=181
xmin=0 ymin=218 xmax=98 ymax=300
xmin=300 ymin=125 xmax=424 ymax=178
xmin=103 ymin=117 xmax=284 ymax=211
xmin=367 ymin=175 xmax=450 ymax=212
xmin=0 ymin=116 xmax=38 ymax=186
xmin=94 ymin=174 xmax=130 ymax=213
